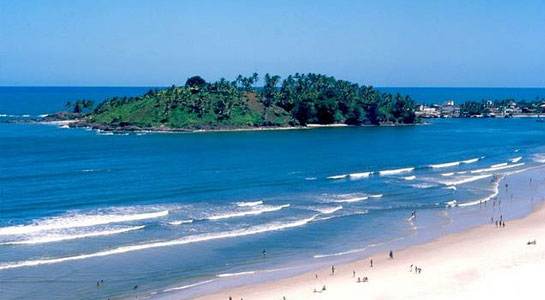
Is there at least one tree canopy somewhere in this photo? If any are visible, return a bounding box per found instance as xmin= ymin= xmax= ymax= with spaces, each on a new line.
xmin=83 ymin=73 xmax=418 ymax=129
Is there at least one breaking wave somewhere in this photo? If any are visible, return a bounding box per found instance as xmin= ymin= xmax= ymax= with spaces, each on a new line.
xmin=163 ymin=279 xmax=215 ymax=292
xmin=0 ymin=226 xmax=145 ymax=245
xmin=207 ymin=204 xmax=290 ymax=221
xmin=510 ymin=156 xmax=523 ymax=163
xmin=378 ymin=167 xmax=414 ymax=176
xmin=470 ymin=163 xmax=525 ymax=174
xmin=0 ymin=210 xmax=168 ymax=236
xmin=0 ymin=215 xmax=319 ymax=270
xmin=168 ymin=220 xmax=193 ymax=226
xmin=331 ymin=195 xmax=368 ymax=203
xmin=438 ymin=174 xmax=492 ymax=186
xmin=313 ymin=205 xmax=343 ymax=214
xmin=428 ymin=157 xmax=480 ymax=169
xmin=236 ymin=201 xmax=263 ymax=207
xmin=349 ymin=172 xmax=371 ymax=180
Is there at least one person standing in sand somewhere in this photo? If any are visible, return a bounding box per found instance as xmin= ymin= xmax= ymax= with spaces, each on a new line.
xmin=389 ymin=250 xmax=394 ymax=259
xmin=331 ymin=265 xmax=335 ymax=275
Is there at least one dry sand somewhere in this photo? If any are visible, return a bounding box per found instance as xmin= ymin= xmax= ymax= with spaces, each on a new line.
xmin=198 ymin=202 xmax=545 ymax=300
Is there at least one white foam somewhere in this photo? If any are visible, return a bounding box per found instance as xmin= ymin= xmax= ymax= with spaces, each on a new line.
xmin=164 ymin=279 xmax=215 ymax=292
xmin=1 ymin=226 xmax=145 ymax=245
xmin=510 ymin=156 xmax=523 ymax=163
xmin=332 ymin=196 xmax=368 ymax=203
xmin=236 ymin=201 xmax=263 ymax=207
xmin=207 ymin=204 xmax=289 ymax=221
xmin=304 ymin=177 xmax=317 ymax=181
xmin=97 ymin=131 xmax=114 ymax=136
xmin=456 ymin=171 xmax=467 ymax=175
xmin=457 ymin=180 xmax=501 ymax=207
xmin=445 ymin=200 xmax=457 ymax=208
xmin=429 ymin=161 xmax=460 ymax=168
xmin=349 ymin=172 xmax=371 ymax=180
xmin=314 ymin=206 xmax=343 ymax=214
xmin=439 ymin=174 xmax=492 ymax=186
xmin=378 ymin=167 xmax=414 ymax=176
xmin=0 ymin=210 xmax=168 ymax=236
xmin=462 ymin=157 xmax=481 ymax=164
xmin=429 ymin=157 xmax=480 ymax=169
xmin=0 ymin=215 xmax=318 ymax=270
xmin=168 ymin=220 xmax=193 ymax=226
xmin=368 ymin=194 xmax=383 ymax=198
xmin=403 ymin=175 xmax=416 ymax=181
xmin=444 ymin=186 xmax=457 ymax=190
xmin=490 ymin=162 xmax=508 ymax=168
xmin=314 ymin=247 xmax=367 ymax=258
xmin=470 ymin=163 xmax=525 ymax=174
xmin=532 ymin=154 xmax=545 ymax=163
xmin=327 ymin=174 xmax=348 ymax=180
xmin=216 ymin=271 xmax=256 ymax=278
xmin=441 ymin=172 xmax=455 ymax=177
xmin=411 ymin=183 xmax=437 ymax=189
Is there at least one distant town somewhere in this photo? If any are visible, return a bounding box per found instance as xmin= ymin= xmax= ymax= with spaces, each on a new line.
xmin=416 ymin=99 xmax=545 ymax=118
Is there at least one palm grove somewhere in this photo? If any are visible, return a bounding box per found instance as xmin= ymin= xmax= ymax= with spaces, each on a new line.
xmin=78 ymin=73 xmax=418 ymax=130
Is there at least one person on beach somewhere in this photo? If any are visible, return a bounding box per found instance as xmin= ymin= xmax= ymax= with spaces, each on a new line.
xmin=331 ymin=265 xmax=335 ymax=275
xmin=370 ymin=258 xmax=373 ymax=268
xmin=353 ymin=270 xmax=356 ymax=277
xmin=389 ymin=250 xmax=394 ymax=259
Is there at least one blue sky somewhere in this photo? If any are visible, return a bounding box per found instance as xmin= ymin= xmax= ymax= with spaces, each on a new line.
xmin=1 ymin=0 xmax=544 ymax=87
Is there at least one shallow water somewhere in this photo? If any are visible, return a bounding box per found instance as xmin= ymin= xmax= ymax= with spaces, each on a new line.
xmin=2 ymin=88 xmax=545 ymax=299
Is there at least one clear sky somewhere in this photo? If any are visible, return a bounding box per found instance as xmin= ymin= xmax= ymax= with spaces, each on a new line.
xmin=1 ymin=0 xmax=544 ymax=87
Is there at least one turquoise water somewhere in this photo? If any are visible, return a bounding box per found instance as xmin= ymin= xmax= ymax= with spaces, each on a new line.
xmin=1 ymin=87 xmax=545 ymax=299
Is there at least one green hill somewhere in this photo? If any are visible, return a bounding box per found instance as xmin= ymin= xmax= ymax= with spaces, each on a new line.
xmin=75 ymin=73 xmax=418 ymax=131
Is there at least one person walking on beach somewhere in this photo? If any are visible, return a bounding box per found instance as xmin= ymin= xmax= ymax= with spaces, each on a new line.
xmin=370 ymin=258 xmax=373 ymax=268
xmin=389 ymin=250 xmax=394 ymax=259
xmin=331 ymin=265 xmax=335 ymax=275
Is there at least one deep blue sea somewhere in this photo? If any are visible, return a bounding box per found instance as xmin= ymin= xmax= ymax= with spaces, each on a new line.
xmin=1 ymin=87 xmax=545 ymax=300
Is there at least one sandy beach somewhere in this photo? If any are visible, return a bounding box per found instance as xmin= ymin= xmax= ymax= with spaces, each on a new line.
xmin=198 ymin=199 xmax=545 ymax=300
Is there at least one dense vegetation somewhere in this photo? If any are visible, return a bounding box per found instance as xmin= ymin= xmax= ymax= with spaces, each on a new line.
xmin=79 ymin=73 xmax=418 ymax=130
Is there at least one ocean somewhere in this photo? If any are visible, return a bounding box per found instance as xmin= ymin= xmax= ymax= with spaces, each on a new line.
xmin=1 ymin=87 xmax=545 ymax=299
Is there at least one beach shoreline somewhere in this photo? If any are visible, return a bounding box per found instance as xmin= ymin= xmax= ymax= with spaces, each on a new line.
xmin=176 ymin=168 xmax=545 ymax=300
